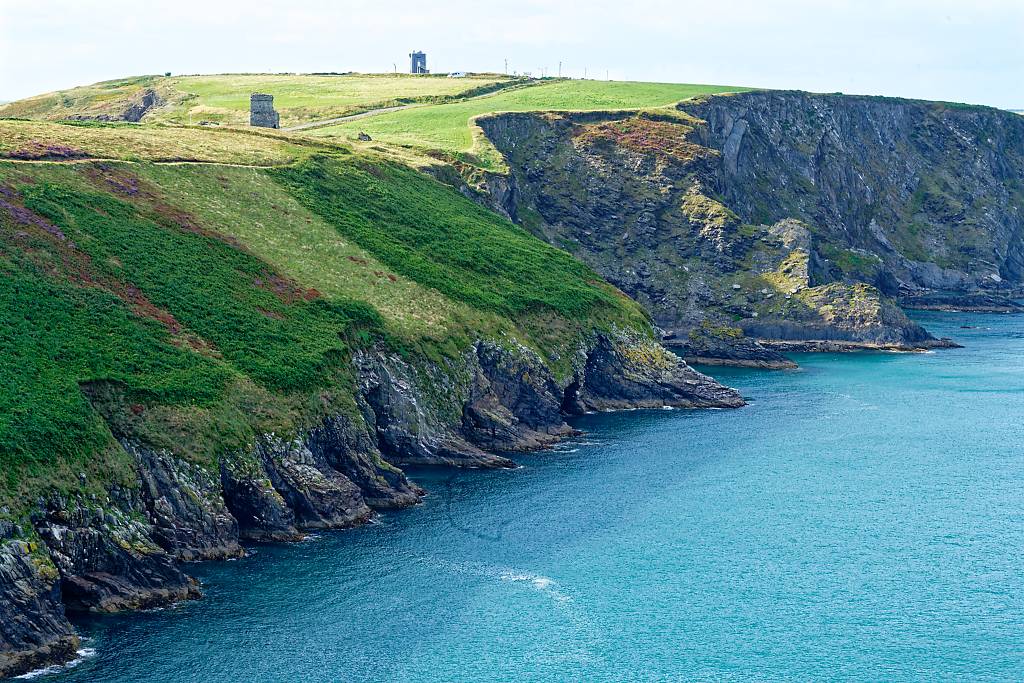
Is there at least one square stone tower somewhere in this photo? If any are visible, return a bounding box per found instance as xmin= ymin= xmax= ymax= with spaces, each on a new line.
xmin=250 ymin=93 xmax=280 ymax=129
xmin=409 ymin=51 xmax=428 ymax=74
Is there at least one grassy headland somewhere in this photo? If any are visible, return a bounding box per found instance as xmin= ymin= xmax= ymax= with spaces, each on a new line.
xmin=0 ymin=118 xmax=650 ymax=509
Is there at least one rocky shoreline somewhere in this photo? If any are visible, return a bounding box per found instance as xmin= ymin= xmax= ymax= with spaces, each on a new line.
xmin=899 ymin=291 xmax=1024 ymax=314
xmin=0 ymin=331 xmax=742 ymax=679
xmin=756 ymin=337 xmax=963 ymax=354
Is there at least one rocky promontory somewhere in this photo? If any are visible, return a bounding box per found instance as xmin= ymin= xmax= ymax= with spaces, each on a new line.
xmin=477 ymin=91 xmax=1024 ymax=365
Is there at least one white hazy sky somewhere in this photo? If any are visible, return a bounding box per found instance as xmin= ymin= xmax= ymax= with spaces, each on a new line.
xmin=1 ymin=0 xmax=1022 ymax=108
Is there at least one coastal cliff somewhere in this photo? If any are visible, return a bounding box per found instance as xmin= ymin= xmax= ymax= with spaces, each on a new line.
xmin=0 ymin=130 xmax=741 ymax=678
xmin=478 ymin=91 xmax=1023 ymax=364
xmin=0 ymin=332 xmax=739 ymax=678
xmin=5 ymin=87 xmax=1020 ymax=677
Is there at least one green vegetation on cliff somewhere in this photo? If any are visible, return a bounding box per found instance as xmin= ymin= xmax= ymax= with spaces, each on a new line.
xmin=0 ymin=119 xmax=650 ymax=509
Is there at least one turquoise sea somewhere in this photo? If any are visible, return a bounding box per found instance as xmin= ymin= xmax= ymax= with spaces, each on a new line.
xmin=40 ymin=312 xmax=1024 ymax=682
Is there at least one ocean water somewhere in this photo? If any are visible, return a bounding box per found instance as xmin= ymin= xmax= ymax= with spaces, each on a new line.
xmin=41 ymin=312 xmax=1024 ymax=682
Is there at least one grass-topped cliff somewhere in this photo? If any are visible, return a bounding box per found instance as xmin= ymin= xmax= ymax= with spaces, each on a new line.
xmin=476 ymin=93 xmax=1024 ymax=363
xmin=0 ymin=91 xmax=749 ymax=677
xmin=0 ymin=74 xmax=751 ymax=170
xmin=0 ymin=118 xmax=658 ymax=510
xmin=5 ymin=71 xmax=1016 ymax=677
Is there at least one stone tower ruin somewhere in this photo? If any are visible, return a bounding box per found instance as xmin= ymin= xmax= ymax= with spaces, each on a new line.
xmin=409 ymin=51 xmax=428 ymax=74
xmin=250 ymin=93 xmax=280 ymax=129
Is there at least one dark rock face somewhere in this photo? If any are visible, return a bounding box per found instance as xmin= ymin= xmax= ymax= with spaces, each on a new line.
xmin=129 ymin=442 xmax=243 ymax=561
xmin=358 ymin=335 xmax=743 ymax=467
xmin=356 ymin=349 xmax=514 ymax=468
xmin=0 ymin=539 xmax=78 ymax=680
xmin=70 ymin=88 xmax=163 ymax=123
xmin=569 ymin=333 xmax=746 ymax=412
xmin=219 ymin=455 xmax=301 ymax=542
xmin=1 ymin=336 xmax=741 ymax=676
xmin=462 ymin=342 xmax=573 ymax=452
xmin=680 ymin=91 xmax=1024 ymax=289
xmin=479 ymin=93 xmax=1024 ymax=365
xmin=304 ymin=416 xmax=423 ymax=509
xmin=667 ymin=332 xmax=796 ymax=369
xmin=122 ymin=89 xmax=162 ymax=123
xmin=34 ymin=495 xmax=199 ymax=613
xmin=254 ymin=436 xmax=371 ymax=531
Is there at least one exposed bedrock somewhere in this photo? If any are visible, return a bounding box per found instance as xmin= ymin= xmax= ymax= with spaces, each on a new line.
xmin=566 ymin=333 xmax=746 ymax=412
xmin=1 ymin=335 xmax=740 ymax=677
xmin=33 ymin=493 xmax=200 ymax=614
xmin=478 ymin=92 xmax=1024 ymax=364
xmin=678 ymin=91 xmax=1024 ymax=289
xmin=0 ymin=536 xmax=79 ymax=680
xmin=128 ymin=442 xmax=243 ymax=561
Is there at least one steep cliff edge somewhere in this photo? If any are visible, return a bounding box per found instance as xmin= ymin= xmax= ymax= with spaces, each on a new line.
xmin=479 ymin=91 xmax=1022 ymax=363
xmin=0 ymin=124 xmax=741 ymax=677
xmin=0 ymin=333 xmax=739 ymax=679
xmin=680 ymin=91 xmax=1024 ymax=290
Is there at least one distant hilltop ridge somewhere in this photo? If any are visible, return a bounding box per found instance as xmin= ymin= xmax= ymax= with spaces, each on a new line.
xmin=0 ymin=72 xmax=531 ymax=128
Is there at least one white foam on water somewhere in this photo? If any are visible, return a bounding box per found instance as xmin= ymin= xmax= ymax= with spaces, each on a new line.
xmin=16 ymin=647 xmax=96 ymax=679
xmin=498 ymin=570 xmax=570 ymax=602
xmin=424 ymin=557 xmax=608 ymax=664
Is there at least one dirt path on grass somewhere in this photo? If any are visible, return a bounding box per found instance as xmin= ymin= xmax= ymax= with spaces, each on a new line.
xmin=282 ymin=104 xmax=414 ymax=132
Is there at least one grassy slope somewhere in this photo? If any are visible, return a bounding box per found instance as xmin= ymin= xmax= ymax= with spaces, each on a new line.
xmin=307 ymin=79 xmax=751 ymax=168
xmin=0 ymin=73 xmax=516 ymax=128
xmin=0 ymin=119 xmax=320 ymax=165
xmin=0 ymin=76 xmax=162 ymax=120
xmin=0 ymin=121 xmax=650 ymax=509
xmin=0 ymin=75 xmax=752 ymax=511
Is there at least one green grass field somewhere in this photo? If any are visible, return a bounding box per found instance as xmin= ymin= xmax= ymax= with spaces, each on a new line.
xmin=307 ymin=79 xmax=751 ymax=169
xmin=158 ymin=73 xmax=516 ymax=126
xmin=1 ymin=74 xmax=752 ymax=170
xmin=0 ymin=73 xmax=518 ymax=127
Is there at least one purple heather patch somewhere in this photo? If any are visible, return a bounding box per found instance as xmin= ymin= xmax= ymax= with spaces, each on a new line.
xmin=7 ymin=141 xmax=88 ymax=161
xmin=0 ymin=187 xmax=69 ymax=242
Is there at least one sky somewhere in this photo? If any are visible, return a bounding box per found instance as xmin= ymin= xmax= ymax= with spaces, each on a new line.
xmin=1 ymin=0 xmax=1022 ymax=108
